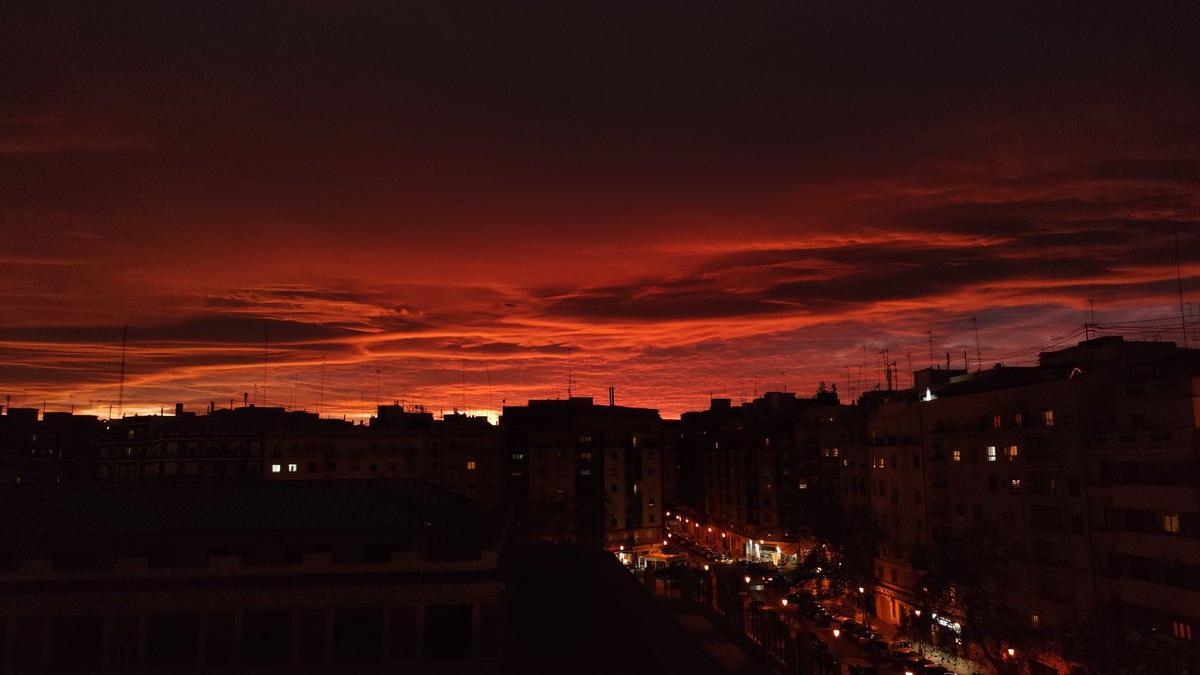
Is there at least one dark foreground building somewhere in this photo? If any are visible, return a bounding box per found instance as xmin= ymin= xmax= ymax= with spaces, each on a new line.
xmin=0 ymin=481 xmax=506 ymax=672
xmin=0 ymin=479 xmax=736 ymax=675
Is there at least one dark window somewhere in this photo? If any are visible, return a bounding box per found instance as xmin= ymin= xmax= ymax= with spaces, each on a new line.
xmin=109 ymin=616 xmax=139 ymax=670
xmin=241 ymin=610 xmax=292 ymax=668
xmin=13 ymin=617 xmax=43 ymax=673
xmin=391 ymin=607 xmax=418 ymax=660
xmin=50 ymin=615 xmax=103 ymax=672
xmin=424 ymin=605 xmax=473 ymax=659
xmin=479 ymin=604 xmax=499 ymax=657
xmin=204 ymin=613 xmax=235 ymax=667
xmin=297 ymin=610 xmax=326 ymax=664
xmin=333 ymin=608 xmax=383 ymax=664
xmin=146 ymin=613 xmax=198 ymax=670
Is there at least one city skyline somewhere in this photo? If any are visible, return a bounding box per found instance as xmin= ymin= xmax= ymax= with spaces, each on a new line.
xmin=4 ymin=3 xmax=1199 ymax=420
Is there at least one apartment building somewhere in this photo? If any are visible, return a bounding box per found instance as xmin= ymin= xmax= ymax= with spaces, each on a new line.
xmin=500 ymin=397 xmax=664 ymax=551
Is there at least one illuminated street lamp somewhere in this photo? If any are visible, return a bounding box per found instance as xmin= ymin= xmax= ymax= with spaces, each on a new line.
xmin=703 ymin=564 xmax=709 ymax=572
xmin=832 ymin=628 xmax=840 ymax=639
xmin=744 ymin=576 xmax=752 ymax=584
xmin=781 ymin=598 xmax=788 ymax=607
xmin=1008 ymin=648 xmax=1016 ymax=658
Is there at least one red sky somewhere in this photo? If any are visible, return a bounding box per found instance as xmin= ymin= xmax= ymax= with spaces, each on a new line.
xmin=2 ymin=3 xmax=1199 ymax=420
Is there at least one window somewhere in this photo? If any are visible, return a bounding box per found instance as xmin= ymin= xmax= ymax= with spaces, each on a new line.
xmin=1173 ymin=620 xmax=1194 ymax=641
xmin=1014 ymin=413 xmax=1023 ymax=427
xmin=1011 ymin=478 xmax=1022 ymax=492
xmin=287 ymin=463 xmax=297 ymax=472
xmin=993 ymin=414 xmax=1002 ymax=429
xmin=1160 ymin=512 xmax=1181 ymax=534
xmin=271 ymin=464 xmax=281 ymax=473
xmin=1006 ymin=445 xmax=1019 ymax=461
xmin=466 ymin=461 xmax=476 ymax=470
xmin=987 ymin=446 xmax=997 ymax=462
xmin=952 ymin=450 xmax=961 ymax=462
xmin=1043 ymin=410 xmax=1055 ymax=426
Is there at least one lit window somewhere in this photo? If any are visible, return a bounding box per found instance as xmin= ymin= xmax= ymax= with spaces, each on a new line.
xmin=1010 ymin=478 xmax=1022 ymax=492
xmin=1172 ymin=620 xmax=1194 ymax=641
xmin=1043 ymin=410 xmax=1055 ymax=427
xmin=1160 ymin=512 xmax=1181 ymax=534
xmin=1006 ymin=445 xmax=1019 ymax=461
xmin=466 ymin=461 xmax=476 ymax=470
xmin=287 ymin=463 xmax=297 ymax=472
xmin=952 ymin=450 xmax=961 ymax=462
xmin=271 ymin=464 xmax=281 ymax=473
xmin=993 ymin=415 xmax=1002 ymax=429
xmin=987 ymin=446 xmax=997 ymax=462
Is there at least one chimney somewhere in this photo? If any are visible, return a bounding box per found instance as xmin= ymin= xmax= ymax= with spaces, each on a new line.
xmin=608 ymin=386 xmax=615 ymax=406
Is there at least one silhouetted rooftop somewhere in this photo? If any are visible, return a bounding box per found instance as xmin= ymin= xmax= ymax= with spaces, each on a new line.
xmin=0 ymin=480 xmax=474 ymax=537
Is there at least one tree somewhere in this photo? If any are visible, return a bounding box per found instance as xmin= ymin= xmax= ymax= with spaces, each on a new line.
xmin=917 ymin=524 xmax=1039 ymax=672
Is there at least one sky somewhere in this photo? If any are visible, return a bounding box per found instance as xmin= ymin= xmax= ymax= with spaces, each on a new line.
xmin=2 ymin=2 xmax=1199 ymax=420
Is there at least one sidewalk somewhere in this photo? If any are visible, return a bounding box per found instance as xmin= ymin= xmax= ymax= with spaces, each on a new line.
xmin=822 ymin=597 xmax=990 ymax=675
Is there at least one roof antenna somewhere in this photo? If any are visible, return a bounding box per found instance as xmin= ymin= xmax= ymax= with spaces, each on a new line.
xmin=926 ymin=330 xmax=934 ymax=368
xmin=971 ymin=316 xmax=982 ymax=372
xmin=318 ymin=356 xmax=326 ymax=418
xmin=486 ymin=365 xmax=494 ymax=418
xmin=462 ymin=360 xmax=467 ymax=413
xmin=566 ymin=347 xmax=572 ymax=398
xmin=262 ymin=326 xmax=269 ymax=407
xmin=1175 ymin=230 xmax=1189 ymax=349
xmin=117 ymin=326 xmax=128 ymax=419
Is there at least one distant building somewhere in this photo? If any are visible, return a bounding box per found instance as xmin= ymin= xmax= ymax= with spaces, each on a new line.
xmin=264 ymin=405 xmax=503 ymax=507
xmin=677 ymin=389 xmax=845 ymax=563
xmin=500 ymin=397 xmax=665 ymax=551
xmin=0 ymin=408 xmax=103 ymax=485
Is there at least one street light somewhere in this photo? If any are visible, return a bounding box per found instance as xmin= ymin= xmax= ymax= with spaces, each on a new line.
xmin=832 ymin=628 xmax=840 ymax=639
xmin=744 ymin=576 xmax=752 ymax=584
xmin=781 ymin=598 xmax=788 ymax=607
xmin=703 ymin=564 xmax=709 ymax=572
xmin=1008 ymin=648 xmax=1016 ymax=658
xmin=858 ymin=586 xmax=865 ymax=594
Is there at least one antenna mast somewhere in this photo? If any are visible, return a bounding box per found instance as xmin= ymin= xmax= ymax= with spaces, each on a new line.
xmin=262 ymin=326 xmax=269 ymax=407
xmin=971 ymin=316 xmax=982 ymax=371
xmin=1175 ymin=230 xmax=1189 ymax=349
xmin=117 ymin=326 xmax=128 ymax=419
xmin=567 ymin=347 xmax=572 ymax=398
xmin=318 ymin=356 xmax=326 ymax=418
